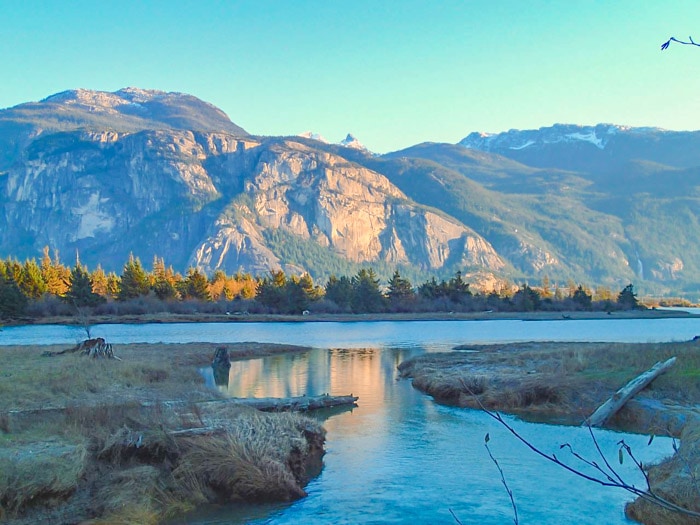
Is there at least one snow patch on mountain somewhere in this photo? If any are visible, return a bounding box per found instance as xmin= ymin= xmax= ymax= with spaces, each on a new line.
xmin=339 ymin=133 xmax=367 ymax=151
xmin=298 ymin=131 xmax=329 ymax=143
xmin=458 ymin=124 xmax=666 ymax=152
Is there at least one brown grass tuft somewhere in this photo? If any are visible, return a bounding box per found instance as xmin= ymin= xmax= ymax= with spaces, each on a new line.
xmin=0 ymin=441 xmax=87 ymax=516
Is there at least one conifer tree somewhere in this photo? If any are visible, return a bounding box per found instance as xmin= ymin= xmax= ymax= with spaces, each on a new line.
xmin=152 ymin=256 xmax=179 ymax=300
xmin=0 ymin=273 xmax=27 ymax=318
xmin=325 ymin=275 xmax=353 ymax=310
xmin=572 ymin=285 xmax=592 ymax=310
xmin=351 ymin=268 xmax=384 ymax=313
xmin=40 ymin=247 xmax=70 ymax=296
xmin=19 ymin=259 xmax=47 ymax=299
xmin=65 ymin=263 xmax=104 ymax=307
xmin=180 ymin=267 xmax=212 ymax=301
xmin=90 ymin=265 xmax=109 ymax=297
xmin=118 ymin=254 xmax=150 ymax=301
xmin=447 ymin=270 xmax=471 ymax=303
xmin=617 ymin=284 xmax=640 ymax=310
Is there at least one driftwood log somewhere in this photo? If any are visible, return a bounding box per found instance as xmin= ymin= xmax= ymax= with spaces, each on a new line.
xmin=584 ymin=356 xmax=676 ymax=427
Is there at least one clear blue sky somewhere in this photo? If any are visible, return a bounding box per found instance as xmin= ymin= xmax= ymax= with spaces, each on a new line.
xmin=1 ymin=0 xmax=698 ymax=152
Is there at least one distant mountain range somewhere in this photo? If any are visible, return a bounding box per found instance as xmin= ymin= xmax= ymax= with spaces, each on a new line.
xmin=1 ymin=88 xmax=698 ymax=299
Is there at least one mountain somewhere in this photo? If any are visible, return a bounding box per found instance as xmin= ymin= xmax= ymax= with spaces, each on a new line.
xmin=458 ymin=123 xmax=700 ymax=174
xmin=0 ymin=88 xmax=247 ymax=170
xmin=0 ymin=89 xmax=503 ymax=287
xmin=0 ymin=90 xmax=699 ymax=298
xmin=298 ymin=131 xmax=368 ymax=152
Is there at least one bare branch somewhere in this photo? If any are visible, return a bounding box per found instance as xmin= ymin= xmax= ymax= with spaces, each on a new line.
xmin=485 ymin=433 xmax=519 ymax=524
xmin=458 ymin=379 xmax=700 ymax=518
xmin=661 ymin=36 xmax=700 ymax=50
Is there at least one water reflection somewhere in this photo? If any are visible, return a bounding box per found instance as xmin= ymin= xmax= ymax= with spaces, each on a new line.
xmin=194 ymin=346 xmax=674 ymax=525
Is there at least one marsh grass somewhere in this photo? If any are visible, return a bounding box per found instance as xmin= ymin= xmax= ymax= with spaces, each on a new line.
xmin=0 ymin=441 xmax=87 ymax=518
xmin=173 ymin=410 xmax=319 ymax=503
xmin=0 ymin=342 xmax=320 ymax=523
xmin=625 ymin=419 xmax=700 ymax=524
xmin=401 ymin=340 xmax=700 ymax=419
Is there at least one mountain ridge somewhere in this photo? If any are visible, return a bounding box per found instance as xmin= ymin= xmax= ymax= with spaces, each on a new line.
xmin=0 ymin=88 xmax=698 ymax=299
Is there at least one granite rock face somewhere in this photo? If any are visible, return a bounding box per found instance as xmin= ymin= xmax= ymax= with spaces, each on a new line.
xmin=0 ymin=93 xmax=504 ymax=280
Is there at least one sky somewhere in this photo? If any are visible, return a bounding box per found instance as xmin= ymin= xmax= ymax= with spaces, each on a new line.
xmin=1 ymin=0 xmax=699 ymax=153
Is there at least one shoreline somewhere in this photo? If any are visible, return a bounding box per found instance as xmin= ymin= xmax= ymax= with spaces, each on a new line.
xmin=0 ymin=342 xmax=335 ymax=524
xmin=2 ymin=308 xmax=696 ymax=327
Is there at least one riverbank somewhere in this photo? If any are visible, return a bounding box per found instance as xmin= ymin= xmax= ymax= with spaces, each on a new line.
xmin=0 ymin=342 xmax=334 ymax=524
xmin=398 ymin=339 xmax=700 ymax=523
xmin=3 ymin=307 xmax=696 ymax=327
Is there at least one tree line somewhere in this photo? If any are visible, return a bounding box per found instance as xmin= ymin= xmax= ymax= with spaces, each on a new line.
xmin=0 ymin=247 xmax=642 ymax=319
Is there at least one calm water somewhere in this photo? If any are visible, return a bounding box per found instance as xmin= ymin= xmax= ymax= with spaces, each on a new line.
xmin=2 ymin=316 xmax=699 ymax=347
xmin=5 ymin=318 xmax=697 ymax=524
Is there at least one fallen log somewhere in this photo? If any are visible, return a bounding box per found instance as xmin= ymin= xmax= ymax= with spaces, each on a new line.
xmin=584 ymin=356 xmax=676 ymax=427
xmin=4 ymin=394 xmax=359 ymax=433
xmin=230 ymin=394 xmax=359 ymax=412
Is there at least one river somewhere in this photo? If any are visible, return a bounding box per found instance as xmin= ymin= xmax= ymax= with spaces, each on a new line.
xmin=4 ymin=317 xmax=698 ymax=524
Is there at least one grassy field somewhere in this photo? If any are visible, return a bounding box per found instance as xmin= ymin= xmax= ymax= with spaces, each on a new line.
xmin=0 ymin=342 xmax=323 ymax=524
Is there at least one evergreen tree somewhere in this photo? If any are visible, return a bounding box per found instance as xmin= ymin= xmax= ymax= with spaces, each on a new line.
xmin=90 ymin=265 xmax=110 ymax=297
xmin=299 ymin=273 xmax=323 ymax=302
xmin=513 ymin=284 xmax=541 ymax=311
xmin=387 ymin=270 xmax=414 ymax=310
xmin=0 ymin=274 xmax=27 ymax=318
xmin=572 ymin=285 xmax=592 ymax=310
xmin=65 ymin=263 xmax=104 ymax=307
xmin=447 ymin=270 xmax=471 ymax=303
xmin=118 ymin=254 xmax=150 ymax=301
xmin=418 ymin=277 xmax=441 ymax=299
xmin=285 ymin=276 xmax=310 ymax=314
xmin=19 ymin=259 xmax=47 ymax=299
xmin=617 ymin=284 xmax=640 ymax=310
xmin=106 ymin=272 xmax=121 ymax=299
xmin=180 ymin=267 xmax=211 ymax=301
xmin=256 ymin=270 xmax=287 ymax=311
xmin=351 ymin=268 xmax=384 ymax=313
xmin=152 ymin=257 xmax=180 ymax=300
xmin=325 ymin=275 xmax=353 ymax=310
xmin=40 ymin=246 xmax=70 ymax=296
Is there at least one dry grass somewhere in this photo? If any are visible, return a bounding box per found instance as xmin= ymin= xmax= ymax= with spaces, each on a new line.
xmin=0 ymin=342 xmax=311 ymax=412
xmin=0 ymin=440 xmax=87 ymax=518
xmin=0 ymin=342 xmax=319 ymax=524
xmin=625 ymin=419 xmax=700 ymax=525
xmin=400 ymin=340 xmax=700 ymax=422
xmin=173 ymin=410 xmax=320 ymax=503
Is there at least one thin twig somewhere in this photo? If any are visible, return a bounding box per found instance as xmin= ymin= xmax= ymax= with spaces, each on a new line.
xmin=485 ymin=434 xmax=519 ymax=524
xmin=448 ymin=508 xmax=465 ymax=525
xmin=661 ymin=36 xmax=700 ymax=50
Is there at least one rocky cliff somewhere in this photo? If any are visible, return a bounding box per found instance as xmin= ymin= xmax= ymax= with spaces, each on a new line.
xmin=0 ymin=91 xmax=505 ymax=282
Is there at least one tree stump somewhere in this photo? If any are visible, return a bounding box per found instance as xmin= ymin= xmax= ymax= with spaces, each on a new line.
xmin=212 ymin=346 xmax=231 ymax=387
